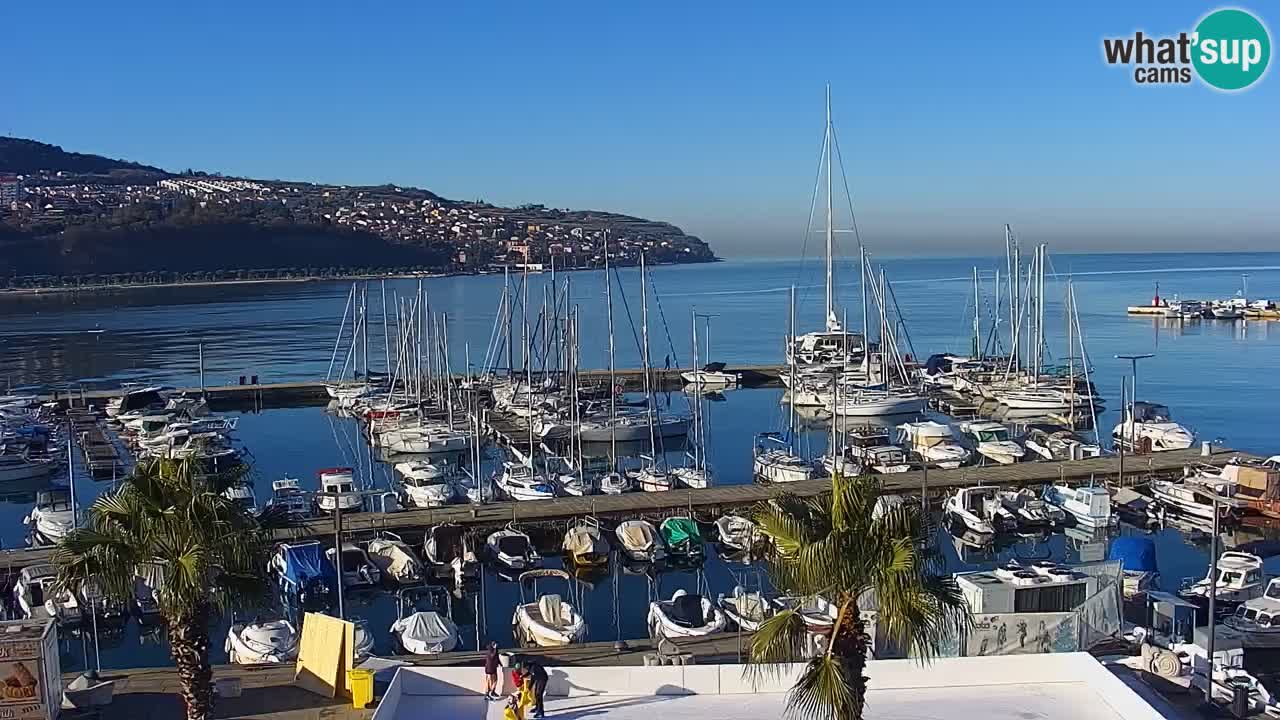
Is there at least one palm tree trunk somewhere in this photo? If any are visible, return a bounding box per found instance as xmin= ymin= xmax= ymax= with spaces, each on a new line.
xmin=833 ymin=613 xmax=870 ymax=720
xmin=168 ymin=602 xmax=214 ymax=720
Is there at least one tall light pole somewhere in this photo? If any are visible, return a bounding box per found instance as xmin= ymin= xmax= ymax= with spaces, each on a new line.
xmin=1115 ymin=354 xmax=1154 ymax=454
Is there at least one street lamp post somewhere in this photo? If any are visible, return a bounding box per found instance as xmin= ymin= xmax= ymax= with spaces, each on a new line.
xmin=1115 ymin=354 xmax=1154 ymax=454
xmin=317 ymin=492 xmax=346 ymax=620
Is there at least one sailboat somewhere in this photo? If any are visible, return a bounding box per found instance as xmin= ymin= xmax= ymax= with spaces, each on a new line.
xmin=672 ymin=309 xmax=714 ymax=489
xmin=755 ymin=287 xmax=816 ymax=484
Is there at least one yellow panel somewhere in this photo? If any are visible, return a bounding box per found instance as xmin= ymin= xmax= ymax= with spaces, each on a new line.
xmin=294 ymin=612 xmax=354 ymax=699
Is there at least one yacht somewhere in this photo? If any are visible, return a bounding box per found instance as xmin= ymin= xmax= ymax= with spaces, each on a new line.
xmin=998 ymin=488 xmax=1064 ymax=527
xmin=1151 ymin=479 xmax=1246 ymax=521
xmin=1180 ymin=551 xmax=1265 ymax=609
xmin=1042 ymin=484 xmax=1113 ymax=528
xmin=315 ymin=468 xmax=362 ymax=513
xmin=1112 ymin=402 xmax=1194 ymax=453
xmin=897 ymin=421 xmax=970 ymax=469
xmin=395 ymin=460 xmax=462 ymax=508
xmin=264 ymin=477 xmax=313 ymax=520
xmin=944 ymin=486 xmax=1016 ymax=534
xmin=1023 ymin=426 xmax=1102 ymax=462
xmin=841 ymin=427 xmax=911 ymax=473
xmin=957 ymin=421 xmax=1025 ymax=465
xmin=752 ymin=433 xmax=815 ymax=483
xmin=1226 ymin=579 xmax=1280 ymax=648
xmin=24 ymin=487 xmax=75 ymax=544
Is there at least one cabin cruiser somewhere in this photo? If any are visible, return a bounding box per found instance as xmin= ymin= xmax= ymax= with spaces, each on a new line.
xmin=787 ymin=326 xmax=868 ymax=371
xmin=615 ymin=520 xmax=667 ymax=563
xmin=1023 ymin=426 xmax=1102 ymax=462
xmin=423 ymin=523 xmax=480 ymax=587
xmin=1107 ymin=536 xmax=1159 ymax=598
xmin=106 ymin=384 xmax=169 ymax=419
xmin=1042 ymin=484 xmax=1113 ymax=528
xmin=997 ymin=488 xmax=1064 ymax=527
xmin=1180 ymin=551 xmax=1265 ymax=609
xmin=0 ymin=452 xmax=56 ymax=483
xmin=714 ymin=515 xmax=758 ymax=552
xmin=367 ymin=533 xmax=426 ymax=586
xmin=264 ymin=477 xmax=313 ymax=520
xmin=225 ymin=617 xmax=299 ymax=664
xmin=562 ymin=518 xmax=609 ymax=569
xmin=391 ymin=585 xmax=460 ymax=655
xmin=1151 ymin=479 xmax=1245 ymax=521
xmin=717 ymin=587 xmax=773 ymax=632
xmin=485 ymin=525 xmax=541 ymax=571
xmin=395 ymin=460 xmax=461 ymax=508
xmin=1112 ymin=402 xmax=1194 ymax=453
xmin=222 ymin=481 xmax=257 ymax=511
xmin=24 ymin=487 xmax=75 ymax=545
xmin=513 ymin=569 xmax=588 ymax=647
xmin=271 ymin=541 xmax=337 ymax=610
xmin=957 ymin=421 xmax=1025 ymax=465
xmin=647 ymin=589 xmax=727 ymax=639
xmin=315 ymin=468 xmax=362 ymax=513
xmin=327 ymin=543 xmax=381 ymax=588
xmin=897 ymin=421 xmax=970 ymax=469
xmin=944 ymin=486 xmax=1016 ymax=534
xmin=753 ymin=433 xmax=816 ymax=483
xmin=842 ymin=427 xmax=912 ymax=473
xmin=1226 ymin=579 xmax=1280 ymax=648
xmin=660 ymin=517 xmax=705 ymax=565
xmin=682 ymin=362 xmax=741 ymax=387
xmin=13 ymin=564 xmax=81 ymax=624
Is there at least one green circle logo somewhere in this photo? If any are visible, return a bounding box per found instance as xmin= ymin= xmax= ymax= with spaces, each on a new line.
xmin=1193 ymin=8 xmax=1271 ymax=90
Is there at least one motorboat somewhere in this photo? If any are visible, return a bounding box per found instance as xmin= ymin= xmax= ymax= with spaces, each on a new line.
xmin=944 ymin=486 xmax=1015 ymax=535
xmin=1112 ymin=402 xmax=1194 ymax=453
xmin=1180 ymin=551 xmax=1265 ymax=608
xmin=395 ymin=460 xmax=461 ymax=508
xmin=222 ymin=481 xmax=257 ymax=511
xmin=79 ymin=580 xmax=128 ymax=624
xmin=423 ymin=523 xmax=480 ymax=587
xmin=13 ymin=564 xmax=81 ymax=624
xmin=753 ymin=433 xmax=816 ymax=483
xmin=0 ymin=452 xmax=56 ymax=483
xmin=842 ymin=426 xmax=912 ymax=473
xmin=1023 ymin=426 xmax=1103 ymax=462
xmin=615 ymin=519 xmax=666 ymax=563
xmin=997 ymin=488 xmax=1063 ymax=527
xmin=599 ymin=468 xmax=634 ymax=494
xmin=771 ymin=595 xmax=839 ymax=635
xmin=957 ymin=421 xmax=1025 ymax=465
xmin=270 ymin=541 xmax=337 ymax=610
xmin=366 ymin=533 xmax=426 ymax=585
xmin=681 ymin=362 xmax=741 ymax=387
xmin=1151 ymin=479 xmax=1245 ymax=521
xmin=352 ymin=617 xmax=375 ymax=661
xmin=391 ymin=584 xmax=459 ymax=655
xmin=1226 ymin=579 xmax=1280 ymax=648
xmin=647 ymin=589 xmax=727 ymax=639
xmin=897 ymin=421 xmax=970 ymax=469
xmin=264 ymin=477 xmax=313 ymax=520
xmin=225 ymin=618 xmax=299 ymax=664
xmin=513 ymin=569 xmax=589 ymax=647
xmin=105 ymin=384 xmax=169 ymax=419
xmin=1042 ymin=484 xmax=1113 ymax=528
xmin=495 ymin=460 xmax=557 ymax=501
xmin=1107 ymin=535 xmax=1159 ymax=598
xmin=717 ymin=587 xmax=773 ymax=631
xmin=660 ymin=517 xmax=704 ymax=565
xmin=562 ymin=518 xmax=609 ymax=569
xmin=24 ymin=486 xmax=75 ymax=545
xmin=485 ymin=524 xmax=541 ymax=571
xmin=714 ymin=514 xmax=758 ymax=552
xmin=315 ymin=468 xmax=362 ymax=513
xmin=326 ymin=543 xmax=381 ymax=588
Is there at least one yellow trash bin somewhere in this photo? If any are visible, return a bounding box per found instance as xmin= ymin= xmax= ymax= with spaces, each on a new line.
xmin=348 ymin=669 xmax=375 ymax=708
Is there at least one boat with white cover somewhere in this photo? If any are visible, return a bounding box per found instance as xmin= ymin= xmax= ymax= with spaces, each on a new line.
xmin=486 ymin=525 xmax=540 ymax=571
xmin=24 ymin=487 xmax=74 ymax=544
xmin=367 ymin=533 xmax=426 ymax=585
xmin=225 ymin=618 xmax=299 ymax=664
xmin=717 ymin=587 xmax=773 ymax=631
xmin=898 ymin=420 xmax=970 ymax=469
xmin=714 ymin=515 xmax=758 ymax=552
xmin=513 ymin=569 xmax=588 ymax=647
xmin=391 ymin=585 xmax=459 ymax=655
xmin=647 ymin=589 xmax=727 ymax=639
xmin=615 ymin=520 xmax=666 ymax=563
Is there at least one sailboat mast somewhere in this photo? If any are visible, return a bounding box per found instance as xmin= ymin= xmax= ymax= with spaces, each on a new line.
xmin=523 ymin=263 xmax=533 ymax=460
xmin=690 ymin=308 xmax=700 ymax=473
xmin=825 ymin=83 xmax=835 ymax=329
xmin=381 ymin=280 xmax=390 ymax=374
xmin=788 ymin=285 xmax=797 ymax=443
xmin=640 ymin=253 xmax=657 ymax=459
xmin=860 ymin=245 xmax=868 ymax=352
xmin=604 ymin=231 xmax=618 ymax=465
xmin=504 ymin=267 xmax=514 ymax=376
xmin=973 ymin=266 xmax=981 ymax=361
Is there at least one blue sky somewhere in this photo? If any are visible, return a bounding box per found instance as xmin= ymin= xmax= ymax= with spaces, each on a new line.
xmin=4 ymin=1 xmax=1277 ymax=256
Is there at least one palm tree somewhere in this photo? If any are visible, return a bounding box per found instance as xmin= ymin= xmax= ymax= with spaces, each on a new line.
xmin=749 ymin=472 xmax=971 ymax=720
xmin=54 ymin=457 xmax=281 ymax=720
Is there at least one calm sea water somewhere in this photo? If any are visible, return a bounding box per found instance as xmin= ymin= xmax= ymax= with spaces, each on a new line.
xmin=4 ymin=252 xmax=1280 ymax=671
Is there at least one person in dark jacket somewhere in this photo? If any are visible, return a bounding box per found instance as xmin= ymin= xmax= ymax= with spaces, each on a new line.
xmin=483 ymin=641 xmax=500 ymax=700
xmin=514 ymin=659 xmax=549 ymax=718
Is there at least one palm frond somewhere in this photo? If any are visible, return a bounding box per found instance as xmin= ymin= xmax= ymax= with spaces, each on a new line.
xmin=784 ymin=654 xmax=862 ymax=720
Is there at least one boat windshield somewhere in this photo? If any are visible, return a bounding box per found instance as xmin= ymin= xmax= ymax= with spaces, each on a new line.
xmin=1220 ymin=570 xmax=1241 ymax=585
xmin=1266 ymin=582 xmax=1280 ymax=599
xmin=977 ymin=429 xmax=1009 ymax=442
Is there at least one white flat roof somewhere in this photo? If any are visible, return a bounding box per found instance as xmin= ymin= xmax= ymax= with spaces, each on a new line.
xmin=373 ymin=653 xmax=1169 ymax=720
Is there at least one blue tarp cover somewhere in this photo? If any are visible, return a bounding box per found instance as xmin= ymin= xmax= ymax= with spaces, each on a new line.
xmin=1107 ymin=536 xmax=1158 ymax=573
xmin=282 ymin=542 xmax=337 ymax=587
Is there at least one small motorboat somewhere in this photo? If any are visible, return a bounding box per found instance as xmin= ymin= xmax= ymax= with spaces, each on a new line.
xmin=771 ymin=595 xmax=839 ymax=635
xmin=326 ymin=543 xmax=382 ymax=588
xmin=944 ymin=486 xmax=1015 ymax=535
xmin=1042 ymin=485 xmax=1114 ymax=528
xmin=714 ymin=515 xmax=758 ymax=552
xmin=1180 ymin=551 xmax=1265 ymax=609
xmin=264 ymin=477 xmax=314 ymax=521
xmin=13 ymin=564 xmax=81 ymax=624
xmin=660 ymin=517 xmax=705 ymax=565
xmin=958 ymin=421 xmax=1025 ymax=465
xmin=222 ymin=481 xmax=257 ymax=511
xmin=366 ymin=533 xmax=426 ymax=586
xmin=351 ymin=617 xmax=376 ymax=661
xmin=647 ymin=589 xmax=727 ymax=639
xmin=24 ymin=487 xmax=75 ymax=545
xmin=486 ymin=524 xmax=541 ymax=572
xmin=998 ymin=488 xmax=1064 ymax=527
xmin=495 ymin=461 xmax=557 ymax=501
xmin=424 ymin=523 xmax=480 ymax=587
xmin=561 ymin=518 xmax=609 ymax=569
xmin=315 ymin=468 xmax=362 ymax=513
xmin=225 ymin=617 xmax=299 ymax=664
xmin=717 ymin=587 xmax=773 ymax=632
xmin=512 ymin=569 xmax=588 ymax=647
xmin=395 ymin=460 xmax=461 ymax=508
xmin=271 ymin=541 xmax=337 ymax=610
xmin=615 ymin=520 xmax=666 ymax=563
xmin=391 ymin=585 xmax=459 ymax=655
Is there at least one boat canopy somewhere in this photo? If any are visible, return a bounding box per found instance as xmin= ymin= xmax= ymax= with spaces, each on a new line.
xmin=1131 ymin=402 xmax=1172 ymax=422
xmin=661 ymin=518 xmax=702 ymax=548
xmin=280 ymin=543 xmax=337 ymax=588
xmin=702 ymin=362 xmax=727 ymax=373
xmin=1107 ymin=536 xmax=1158 ymax=573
